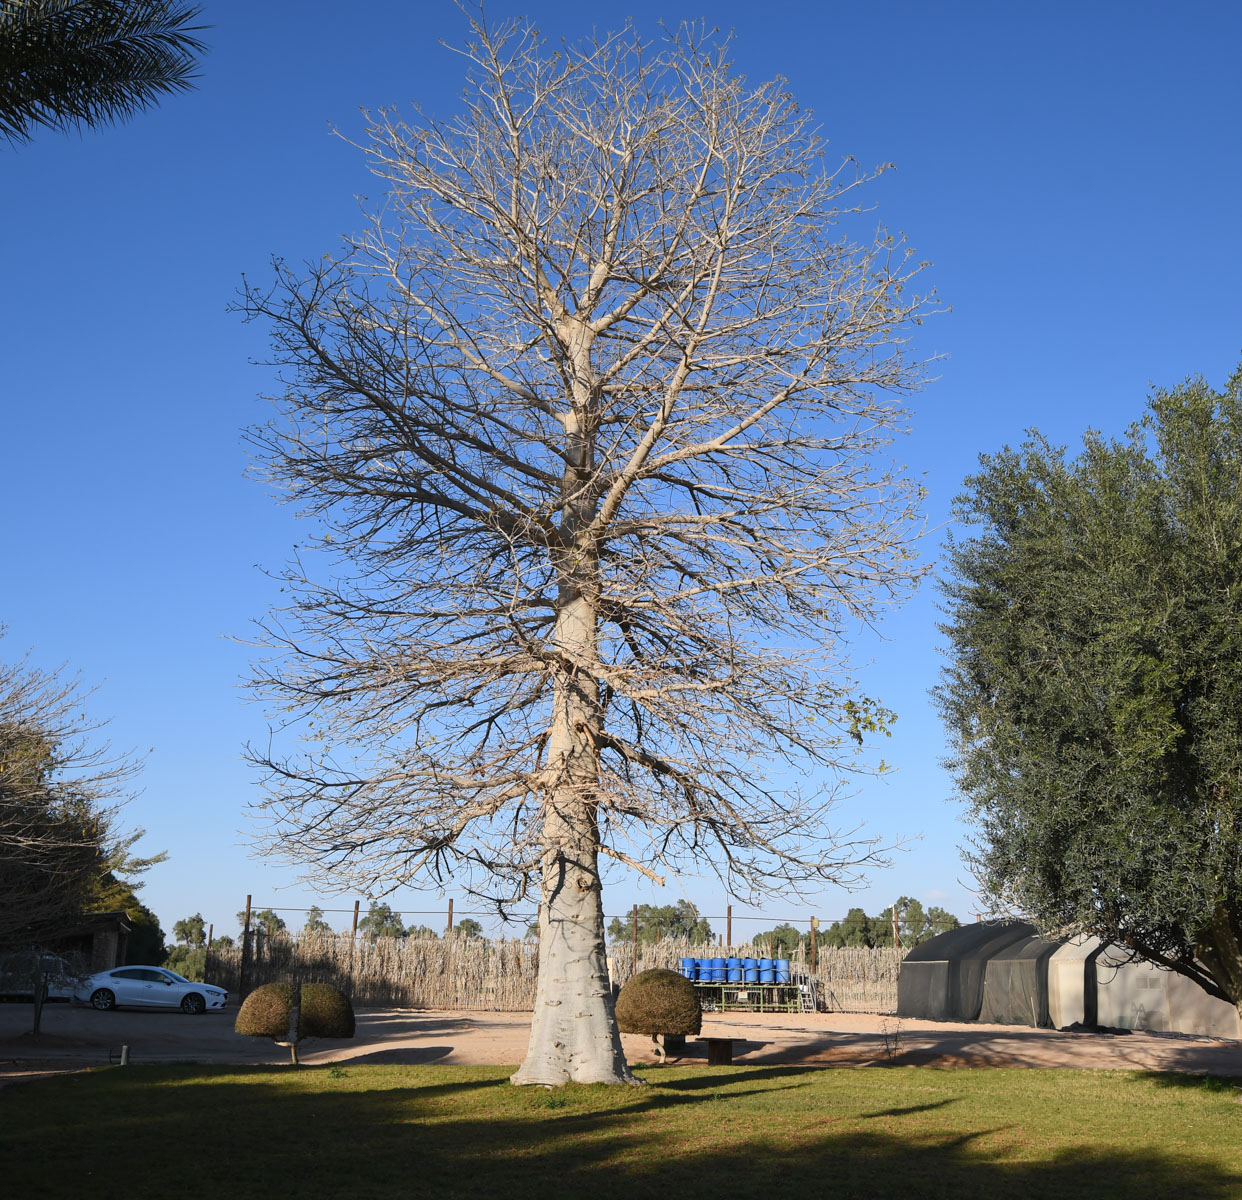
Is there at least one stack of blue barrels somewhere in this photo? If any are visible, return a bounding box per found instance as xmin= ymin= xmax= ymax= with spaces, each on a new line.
xmin=679 ymin=957 xmax=791 ymax=984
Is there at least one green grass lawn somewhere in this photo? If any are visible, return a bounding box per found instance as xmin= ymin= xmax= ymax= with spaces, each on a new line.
xmin=3 ymin=1063 xmax=1239 ymax=1198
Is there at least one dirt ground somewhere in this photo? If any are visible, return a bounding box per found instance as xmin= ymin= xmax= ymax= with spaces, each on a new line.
xmin=2 ymin=1001 xmax=1240 ymax=1085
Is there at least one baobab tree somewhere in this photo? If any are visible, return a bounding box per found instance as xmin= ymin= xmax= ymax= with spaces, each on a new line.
xmin=241 ymin=12 xmax=933 ymax=1085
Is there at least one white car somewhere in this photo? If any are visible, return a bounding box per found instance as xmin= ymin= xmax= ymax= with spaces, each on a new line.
xmin=74 ymin=966 xmax=228 ymax=1014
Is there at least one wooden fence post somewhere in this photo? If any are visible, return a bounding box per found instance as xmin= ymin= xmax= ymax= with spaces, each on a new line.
xmin=348 ymin=899 xmax=361 ymax=1000
xmin=239 ymin=894 xmax=252 ymax=996
xmin=726 ymin=905 xmax=733 ymax=949
xmin=810 ymin=916 xmax=819 ymax=973
xmin=207 ymin=923 xmax=213 ymax=948
xmin=446 ymin=898 xmax=454 ymax=937
xmin=631 ymin=904 xmax=638 ymax=974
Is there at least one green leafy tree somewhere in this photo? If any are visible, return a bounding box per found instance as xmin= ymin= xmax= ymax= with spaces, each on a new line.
xmin=303 ymin=905 xmax=332 ymax=934
xmin=454 ymin=918 xmax=483 ymax=939
xmin=754 ymin=923 xmax=803 ymax=957
xmin=937 ymin=364 xmax=1242 ymax=1010
xmin=172 ymin=912 xmax=206 ymax=948
xmin=357 ymin=901 xmax=406 ymax=941
xmin=822 ymin=907 xmax=877 ymax=948
xmin=607 ymin=902 xmax=713 ymax=946
xmin=238 ymin=908 xmax=286 ymax=942
xmin=0 ymin=0 xmax=207 ymax=146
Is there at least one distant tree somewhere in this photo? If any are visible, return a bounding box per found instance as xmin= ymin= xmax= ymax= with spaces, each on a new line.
xmin=607 ymin=902 xmax=713 ymax=946
xmin=937 ymin=364 xmax=1242 ymax=1012
xmin=754 ymin=923 xmax=803 ymax=957
xmin=357 ymin=901 xmax=405 ymax=941
xmin=211 ymin=933 xmax=234 ymax=950
xmin=454 ymin=918 xmax=483 ymax=939
xmin=239 ymin=908 xmax=286 ymax=943
xmin=822 ymin=907 xmax=877 ymax=948
xmin=173 ymin=912 xmax=206 ymax=948
xmin=405 ymin=923 xmax=438 ymax=940
xmin=0 ymin=0 xmax=207 ymax=146
xmin=820 ymin=899 xmax=958 ymax=950
xmin=303 ymin=905 xmax=332 ymax=935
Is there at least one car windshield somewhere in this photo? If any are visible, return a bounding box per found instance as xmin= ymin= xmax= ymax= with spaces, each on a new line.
xmin=163 ymin=970 xmax=190 ymax=983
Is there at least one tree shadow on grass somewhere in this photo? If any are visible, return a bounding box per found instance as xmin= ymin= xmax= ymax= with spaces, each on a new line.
xmin=2 ymin=1065 xmax=1239 ymax=1199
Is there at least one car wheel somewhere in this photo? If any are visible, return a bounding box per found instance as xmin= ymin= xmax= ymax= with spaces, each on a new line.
xmin=181 ymin=993 xmax=206 ymax=1015
xmin=90 ymin=988 xmax=116 ymax=1011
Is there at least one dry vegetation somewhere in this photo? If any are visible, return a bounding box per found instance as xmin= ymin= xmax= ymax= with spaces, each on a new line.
xmin=207 ymin=932 xmax=902 ymax=1013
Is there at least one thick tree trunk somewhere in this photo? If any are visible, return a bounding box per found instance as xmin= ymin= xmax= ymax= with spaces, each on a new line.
xmin=511 ymin=805 xmax=633 ymax=1085
xmin=513 ymin=393 xmax=634 ymax=1084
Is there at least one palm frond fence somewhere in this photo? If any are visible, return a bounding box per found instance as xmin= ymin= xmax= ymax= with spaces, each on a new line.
xmin=206 ymin=931 xmax=903 ymax=1013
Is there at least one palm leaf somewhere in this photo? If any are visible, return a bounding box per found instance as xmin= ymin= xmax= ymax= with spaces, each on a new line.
xmin=0 ymin=0 xmax=207 ymax=144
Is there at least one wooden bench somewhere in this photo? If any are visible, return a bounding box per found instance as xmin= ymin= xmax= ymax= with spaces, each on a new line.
xmin=694 ymin=1036 xmax=746 ymax=1065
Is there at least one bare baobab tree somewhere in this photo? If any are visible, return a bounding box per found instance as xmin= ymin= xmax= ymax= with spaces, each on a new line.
xmin=241 ymin=12 xmax=934 ymax=1085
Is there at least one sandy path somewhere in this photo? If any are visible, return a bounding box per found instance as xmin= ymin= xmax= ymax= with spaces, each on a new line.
xmin=3 ymin=1002 xmax=1239 ymax=1083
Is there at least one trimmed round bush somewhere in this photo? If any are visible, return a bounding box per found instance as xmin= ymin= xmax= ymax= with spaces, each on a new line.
xmin=235 ymin=982 xmax=355 ymax=1041
xmin=615 ymin=968 xmax=701 ymax=1037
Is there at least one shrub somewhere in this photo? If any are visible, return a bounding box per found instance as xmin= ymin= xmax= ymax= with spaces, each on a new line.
xmin=615 ymin=968 xmax=701 ymax=1036
xmin=235 ymin=982 xmax=355 ymax=1041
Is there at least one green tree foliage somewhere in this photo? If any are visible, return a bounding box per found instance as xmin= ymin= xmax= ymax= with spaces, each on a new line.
xmin=0 ymin=0 xmax=207 ymax=145
xmin=753 ymin=923 xmax=803 ymax=956
xmin=238 ymin=908 xmax=286 ymax=942
xmin=454 ymin=918 xmax=483 ymax=939
xmin=819 ymin=899 xmax=958 ymax=948
xmin=303 ymin=906 xmax=331 ymax=934
xmin=937 ymin=365 xmax=1242 ymax=1007
xmin=172 ymin=912 xmax=206 ymax=948
xmin=357 ymin=901 xmax=406 ymax=941
xmin=607 ymin=902 xmax=713 ymax=946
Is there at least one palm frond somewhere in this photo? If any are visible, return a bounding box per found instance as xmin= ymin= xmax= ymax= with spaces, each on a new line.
xmin=0 ymin=0 xmax=207 ymax=145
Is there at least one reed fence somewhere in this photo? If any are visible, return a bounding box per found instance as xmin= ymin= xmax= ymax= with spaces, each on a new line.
xmin=207 ymin=931 xmax=903 ymax=1013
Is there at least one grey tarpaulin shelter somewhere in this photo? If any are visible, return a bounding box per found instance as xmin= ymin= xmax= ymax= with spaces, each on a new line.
xmin=1046 ymin=936 xmax=1106 ymax=1029
xmin=977 ymin=934 xmax=1061 ymax=1027
xmin=1093 ymin=946 xmax=1241 ymax=1037
xmin=897 ymin=921 xmax=1035 ymax=1021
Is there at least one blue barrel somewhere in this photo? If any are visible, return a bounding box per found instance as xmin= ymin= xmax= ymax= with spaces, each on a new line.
xmin=759 ymin=957 xmax=775 ymax=984
xmin=711 ymin=956 xmax=727 ymax=982
xmin=696 ymin=957 xmax=713 ymax=981
xmin=679 ymin=957 xmax=696 ymax=979
xmin=727 ymin=957 xmax=743 ymax=983
xmin=774 ymin=958 xmax=791 ymax=984
xmin=743 ymin=956 xmax=759 ymax=983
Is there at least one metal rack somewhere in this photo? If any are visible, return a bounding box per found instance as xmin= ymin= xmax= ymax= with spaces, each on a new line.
xmin=692 ymin=980 xmax=805 ymax=1013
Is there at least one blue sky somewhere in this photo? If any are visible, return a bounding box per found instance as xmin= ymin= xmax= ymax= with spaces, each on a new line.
xmin=3 ymin=0 xmax=1239 ymax=945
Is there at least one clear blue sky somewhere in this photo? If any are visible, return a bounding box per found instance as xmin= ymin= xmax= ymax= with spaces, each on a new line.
xmin=3 ymin=0 xmax=1239 ymax=945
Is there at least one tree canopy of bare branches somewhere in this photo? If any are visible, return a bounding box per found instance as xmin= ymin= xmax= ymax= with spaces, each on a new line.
xmin=241 ymin=12 xmax=933 ymax=1084
xmin=0 ymin=632 xmax=145 ymax=950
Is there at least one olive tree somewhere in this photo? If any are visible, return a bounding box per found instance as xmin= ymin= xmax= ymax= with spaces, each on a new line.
xmin=937 ymin=364 xmax=1242 ymax=1013
xmin=241 ymin=13 xmax=931 ymax=1085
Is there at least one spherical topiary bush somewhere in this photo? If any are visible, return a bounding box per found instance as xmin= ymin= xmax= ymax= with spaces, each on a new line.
xmin=235 ymin=982 xmax=354 ymax=1062
xmin=235 ymin=982 xmax=294 ymax=1038
xmin=300 ymin=983 xmax=355 ymax=1038
xmin=616 ymin=968 xmax=701 ymax=1038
